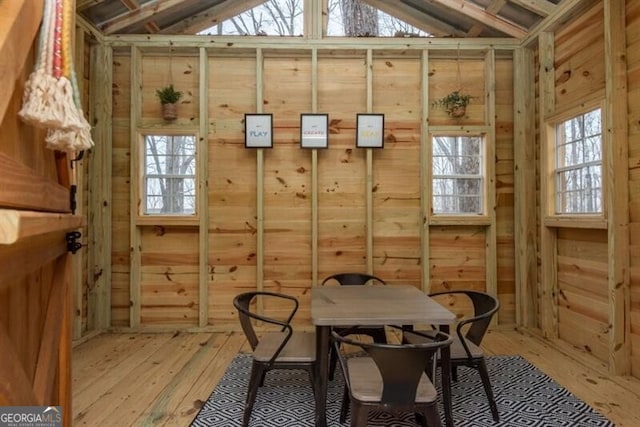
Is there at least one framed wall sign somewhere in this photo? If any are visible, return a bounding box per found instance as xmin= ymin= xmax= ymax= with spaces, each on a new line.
xmin=356 ymin=113 xmax=384 ymax=148
xmin=244 ymin=113 xmax=273 ymax=148
xmin=300 ymin=114 xmax=329 ymax=149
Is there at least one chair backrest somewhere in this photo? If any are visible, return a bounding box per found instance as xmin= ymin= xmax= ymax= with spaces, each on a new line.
xmin=321 ymin=272 xmax=386 ymax=287
xmin=233 ymin=291 xmax=299 ymax=362
xmin=332 ymin=329 xmax=452 ymax=404
xmin=430 ymin=290 xmax=499 ymax=346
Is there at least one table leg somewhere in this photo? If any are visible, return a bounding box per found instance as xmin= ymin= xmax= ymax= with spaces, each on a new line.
xmin=314 ymin=325 xmax=330 ymax=427
xmin=440 ymin=324 xmax=453 ymax=427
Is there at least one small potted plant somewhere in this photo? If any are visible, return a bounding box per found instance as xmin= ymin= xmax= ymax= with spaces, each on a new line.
xmin=432 ymin=90 xmax=472 ymax=118
xmin=156 ymin=84 xmax=182 ymax=120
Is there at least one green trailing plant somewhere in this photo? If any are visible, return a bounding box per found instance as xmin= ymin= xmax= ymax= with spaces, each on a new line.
xmin=155 ymin=84 xmax=183 ymax=105
xmin=432 ymin=90 xmax=472 ymax=117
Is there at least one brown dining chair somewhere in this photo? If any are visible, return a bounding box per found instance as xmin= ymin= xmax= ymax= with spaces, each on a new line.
xmin=332 ymin=328 xmax=453 ymax=427
xmin=404 ymin=290 xmax=500 ymax=422
xmin=321 ymin=272 xmax=388 ymax=379
xmin=233 ymin=291 xmax=318 ymax=427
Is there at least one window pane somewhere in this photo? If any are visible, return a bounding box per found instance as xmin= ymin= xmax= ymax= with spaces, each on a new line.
xmin=143 ymin=134 xmax=197 ymax=216
xmin=326 ymin=0 xmax=430 ymax=37
xmin=584 ymin=136 xmax=601 ymax=162
xmin=562 ymin=117 xmax=582 ymax=142
xmin=432 ymin=135 xmax=483 ymax=215
xmin=584 ymin=109 xmax=601 ymax=136
xmin=199 ymin=0 xmax=304 ymax=36
xmin=554 ymin=109 xmax=602 ymax=214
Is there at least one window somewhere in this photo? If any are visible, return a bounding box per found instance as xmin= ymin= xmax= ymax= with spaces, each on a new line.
xmin=554 ymin=108 xmax=602 ymax=214
xmin=143 ymin=134 xmax=196 ymax=215
xmin=432 ymin=135 xmax=483 ymax=214
xmin=327 ymin=0 xmax=430 ymax=37
xmin=198 ymin=0 xmax=304 ymax=36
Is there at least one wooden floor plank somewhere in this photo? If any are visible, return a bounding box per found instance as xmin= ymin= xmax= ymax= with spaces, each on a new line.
xmin=75 ymin=332 xmax=206 ymax=426
xmin=72 ymin=334 xmax=171 ymax=416
xmin=483 ymin=328 xmax=640 ymax=427
xmin=72 ymin=329 xmax=640 ymax=427
xmin=150 ymin=332 xmax=245 ymax=426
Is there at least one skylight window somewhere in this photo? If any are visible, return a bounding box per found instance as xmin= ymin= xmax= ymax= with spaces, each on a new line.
xmin=197 ymin=0 xmax=429 ymax=37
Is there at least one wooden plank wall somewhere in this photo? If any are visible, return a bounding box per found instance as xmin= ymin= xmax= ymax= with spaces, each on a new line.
xmin=108 ymin=47 xmax=515 ymax=329
xmin=550 ymin=2 xmax=609 ymax=360
xmin=628 ymin=0 xmax=640 ymax=378
xmin=528 ymin=0 xmax=637 ymax=377
xmin=111 ymin=53 xmax=132 ymax=327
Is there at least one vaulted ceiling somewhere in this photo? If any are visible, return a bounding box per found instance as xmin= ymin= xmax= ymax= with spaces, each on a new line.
xmin=76 ymin=0 xmax=563 ymax=38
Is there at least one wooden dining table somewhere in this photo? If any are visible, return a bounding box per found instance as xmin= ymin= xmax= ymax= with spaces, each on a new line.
xmin=311 ymin=284 xmax=457 ymax=427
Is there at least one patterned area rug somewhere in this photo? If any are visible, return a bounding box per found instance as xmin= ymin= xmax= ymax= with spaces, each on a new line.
xmin=191 ymin=354 xmax=614 ymax=427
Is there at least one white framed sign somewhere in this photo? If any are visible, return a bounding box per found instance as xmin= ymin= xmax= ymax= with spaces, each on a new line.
xmin=356 ymin=113 xmax=384 ymax=148
xmin=300 ymin=114 xmax=329 ymax=149
xmin=244 ymin=113 xmax=273 ymax=148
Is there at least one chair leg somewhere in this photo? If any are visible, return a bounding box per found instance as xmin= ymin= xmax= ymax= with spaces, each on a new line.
xmin=477 ymin=358 xmax=499 ymax=422
xmin=329 ymin=345 xmax=338 ymax=381
xmin=259 ymin=370 xmax=268 ymax=387
xmin=340 ymin=384 xmax=350 ymax=423
xmin=415 ymin=412 xmax=427 ymax=427
xmin=451 ymin=365 xmax=458 ymax=382
xmin=243 ymin=362 xmax=265 ymax=427
xmin=350 ymin=402 xmax=368 ymax=427
xmin=423 ymin=406 xmax=443 ymax=427
xmin=307 ymin=367 xmax=317 ymax=398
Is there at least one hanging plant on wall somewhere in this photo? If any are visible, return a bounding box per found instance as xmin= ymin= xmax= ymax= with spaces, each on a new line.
xmin=432 ymin=90 xmax=472 ymax=118
xmin=432 ymin=44 xmax=472 ymax=118
xmin=156 ymin=84 xmax=182 ymax=120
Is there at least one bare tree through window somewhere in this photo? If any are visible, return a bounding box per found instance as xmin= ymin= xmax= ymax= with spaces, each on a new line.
xmin=432 ymin=136 xmax=483 ymax=214
xmin=555 ymin=108 xmax=602 ymax=214
xmin=144 ymin=135 xmax=196 ymax=215
xmin=198 ymin=0 xmax=429 ymax=37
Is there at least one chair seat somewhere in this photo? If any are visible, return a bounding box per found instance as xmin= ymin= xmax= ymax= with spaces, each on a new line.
xmin=346 ymin=357 xmax=438 ymax=403
xmin=404 ymin=330 xmax=484 ymax=359
xmin=254 ymin=331 xmax=316 ymax=363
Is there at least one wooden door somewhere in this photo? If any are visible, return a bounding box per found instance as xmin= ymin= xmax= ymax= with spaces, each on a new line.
xmin=0 ymin=2 xmax=81 ymax=426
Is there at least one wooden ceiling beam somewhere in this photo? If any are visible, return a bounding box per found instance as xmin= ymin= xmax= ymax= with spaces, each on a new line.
xmin=467 ymin=0 xmax=507 ymax=37
xmin=120 ymin=0 xmax=161 ymax=34
xmin=76 ymin=0 xmax=108 ymax=12
xmin=364 ymin=0 xmax=467 ymax=37
xmin=430 ymin=0 xmax=527 ymax=37
xmin=160 ymin=0 xmax=267 ymax=35
xmin=509 ymin=0 xmax=556 ymax=17
xmin=100 ymin=0 xmax=186 ymax=34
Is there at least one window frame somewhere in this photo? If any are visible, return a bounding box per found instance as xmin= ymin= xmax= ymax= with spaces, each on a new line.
xmin=543 ymin=100 xmax=607 ymax=228
xmin=428 ymin=131 xmax=490 ymax=225
xmin=136 ymin=131 xmax=200 ymax=225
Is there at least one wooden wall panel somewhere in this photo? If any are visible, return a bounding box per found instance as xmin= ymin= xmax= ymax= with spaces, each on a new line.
xmin=139 ymin=226 xmax=199 ymax=325
xmin=106 ymin=48 xmax=515 ymax=330
xmin=317 ymin=55 xmax=368 ymax=277
xmin=627 ymin=0 xmax=640 ymax=379
xmin=371 ymin=55 xmax=422 ymax=286
xmin=554 ymin=2 xmax=605 ymax=111
xmin=496 ymin=58 xmax=516 ymax=324
xmin=140 ymin=53 xmax=200 ymax=125
xmin=263 ymin=55 xmax=313 ymax=319
xmin=557 ymin=228 xmax=609 ymax=361
xmin=208 ymin=55 xmax=257 ymax=324
xmin=428 ymin=58 xmax=486 ymax=126
xmin=429 ymin=226 xmax=486 ymax=292
xmin=111 ymin=54 xmax=131 ymax=327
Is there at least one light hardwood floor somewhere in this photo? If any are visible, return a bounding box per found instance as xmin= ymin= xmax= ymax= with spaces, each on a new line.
xmin=72 ymin=328 xmax=640 ymax=426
